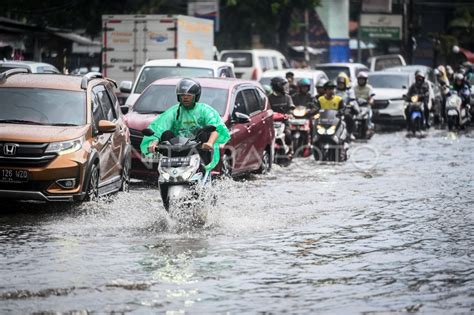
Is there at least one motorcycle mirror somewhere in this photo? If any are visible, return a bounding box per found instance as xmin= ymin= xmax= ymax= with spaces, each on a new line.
xmin=142 ymin=128 xmax=155 ymax=136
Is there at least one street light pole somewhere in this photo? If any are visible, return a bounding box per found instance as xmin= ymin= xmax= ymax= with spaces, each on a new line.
xmin=304 ymin=9 xmax=310 ymax=65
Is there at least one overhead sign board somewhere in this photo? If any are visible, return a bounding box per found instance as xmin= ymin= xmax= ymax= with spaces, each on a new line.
xmin=360 ymin=14 xmax=402 ymax=40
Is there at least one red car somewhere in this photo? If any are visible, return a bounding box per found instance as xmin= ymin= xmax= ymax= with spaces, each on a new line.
xmin=124 ymin=77 xmax=274 ymax=178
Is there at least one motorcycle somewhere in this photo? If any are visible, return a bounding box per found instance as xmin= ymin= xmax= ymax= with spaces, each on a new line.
xmin=142 ymin=127 xmax=215 ymax=214
xmin=405 ymin=95 xmax=424 ymax=136
xmin=445 ymin=93 xmax=470 ymax=131
xmin=273 ymin=112 xmax=293 ymax=165
xmin=289 ymin=105 xmax=314 ymax=157
xmin=312 ymin=109 xmax=349 ymax=162
xmin=352 ymin=98 xmax=374 ymax=140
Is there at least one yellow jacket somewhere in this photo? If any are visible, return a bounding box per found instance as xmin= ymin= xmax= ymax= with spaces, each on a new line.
xmin=318 ymin=95 xmax=343 ymax=110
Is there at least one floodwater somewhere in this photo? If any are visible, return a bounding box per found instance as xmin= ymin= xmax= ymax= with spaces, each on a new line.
xmin=1 ymin=129 xmax=473 ymax=314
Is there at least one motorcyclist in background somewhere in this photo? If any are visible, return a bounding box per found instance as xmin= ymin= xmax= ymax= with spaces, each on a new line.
xmin=353 ymin=71 xmax=375 ymax=129
xmin=406 ymin=70 xmax=430 ymax=128
xmin=436 ymin=66 xmax=450 ymax=121
xmin=336 ymin=73 xmax=357 ymax=140
xmin=268 ymin=76 xmax=294 ymax=155
xmin=292 ymin=78 xmax=316 ymax=110
xmin=314 ymin=78 xmax=328 ymax=110
xmin=318 ymin=80 xmax=345 ymax=111
xmin=450 ymin=72 xmax=472 ymax=119
xmin=446 ymin=65 xmax=454 ymax=84
xmin=286 ymin=71 xmax=297 ymax=96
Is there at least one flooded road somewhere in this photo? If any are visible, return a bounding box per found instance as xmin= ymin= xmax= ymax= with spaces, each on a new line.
xmin=1 ymin=129 xmax=473 ymax=314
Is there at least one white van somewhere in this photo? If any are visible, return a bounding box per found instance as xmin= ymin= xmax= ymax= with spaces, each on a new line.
xmin=367 ymin=54 xmax=406 ymax=72
xmin=220 ymin=49 xmax=290 ymax=81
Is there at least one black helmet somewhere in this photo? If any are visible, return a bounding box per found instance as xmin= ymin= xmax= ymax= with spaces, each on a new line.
xmin=324 ymin=80 xmax=336 ymax=89
xmin=270 ymin=76 xmax=288 ymax=93
xmin=176 ymin=78 xmax=201 ymax=102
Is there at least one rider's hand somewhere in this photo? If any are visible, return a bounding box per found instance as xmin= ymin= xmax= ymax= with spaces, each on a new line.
xmin=148 ymin=141 xmax=158 ymax=153
xmin=202 ymin=142 xmax=213 ymax=150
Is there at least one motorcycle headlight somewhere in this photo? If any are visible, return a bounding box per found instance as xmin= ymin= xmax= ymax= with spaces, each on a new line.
xmin=327 ymin=125 xmax=336 ymax=135
xmin=411 ymin=95 xmax=419 ymax=103
xmin=45 ymin=137 xmax=84 ymax=155
xmin=317 ymin=125 xmax=326 ymax=134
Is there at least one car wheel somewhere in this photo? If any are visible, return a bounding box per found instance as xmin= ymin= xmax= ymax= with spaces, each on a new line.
xmin=256 ymin=149 xmax=271 ymax=174
xmin=221 ymin=153 xmax=232 ymax=178
xmin=120 ymin=155 xmax=131 ymax=192
xmin=86 ymin=164 xmax=99 ymax=201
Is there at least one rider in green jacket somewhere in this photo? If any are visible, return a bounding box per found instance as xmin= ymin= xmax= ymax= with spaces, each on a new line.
xmin=140 ymin=78 xmax=231 ymax=171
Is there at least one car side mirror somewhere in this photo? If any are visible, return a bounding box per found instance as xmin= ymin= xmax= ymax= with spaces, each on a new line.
xmin=120 ymin=105 xmax=130 ymax=115
xmin=402 ymin=85 xmax=407 ymax=89
xmin=233 ymin=112 xmax=251 ymax=124
xmin=98 ymin=120 xmax=116 ymax=134
xmin=142 ymin=128 xmax=155 ymax=136
xmin=119 ymin=81 xmax=133 ymax=93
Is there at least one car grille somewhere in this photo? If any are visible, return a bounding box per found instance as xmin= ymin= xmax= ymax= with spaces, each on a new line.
xmin=0 ymin=180 xmax=51 ymax=192
xmin=0 ymin=142 xmax=56 ymax=167
xmin=373 ymin=100 xmax=390 ymax=109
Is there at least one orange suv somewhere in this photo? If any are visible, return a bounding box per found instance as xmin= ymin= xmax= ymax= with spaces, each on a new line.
xmin=0 ymin=69 xmax=131 ymax=202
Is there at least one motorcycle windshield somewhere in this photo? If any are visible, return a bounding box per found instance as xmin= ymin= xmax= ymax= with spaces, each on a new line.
xmin=318 ymin=110 xmax=339 ymax=126
xmin=159 ymin=137 xmax=201 ymax=157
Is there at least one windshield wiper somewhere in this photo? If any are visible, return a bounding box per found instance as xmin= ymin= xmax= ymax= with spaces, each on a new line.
xmin=0 ymin=119 xmax=46 ymax=125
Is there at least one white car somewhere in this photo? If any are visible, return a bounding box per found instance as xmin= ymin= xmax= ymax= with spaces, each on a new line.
xmin=259 ymin=69 xmax=328 ymax=96
xmin=120 ymin=59 xmax=235 ymax=108
xmin=314 ymin=62 xmax=368 ymax=85
xmin=368 ymin=71 xmax=414 ymax=127
xmin=220 ymin=49 xmax=290 ymax=81
xmin=0 ymin=61 xmax=60 ymax=74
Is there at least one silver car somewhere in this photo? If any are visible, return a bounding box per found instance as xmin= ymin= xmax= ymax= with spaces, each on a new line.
xmin=0 ymin=61 xmax=60 ymax=74
xmin=369 ymin=71 xmax=414 ymax=127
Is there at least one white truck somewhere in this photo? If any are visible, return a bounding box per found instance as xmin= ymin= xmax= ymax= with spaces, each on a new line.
xmin=101 ymin=14 xmax=215 ymax=83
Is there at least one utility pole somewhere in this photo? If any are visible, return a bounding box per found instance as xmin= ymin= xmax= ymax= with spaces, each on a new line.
xmin=304 ymin=9 xmax=310 ymax=65
xmin=357 ymin=3 xmax=362 ymax=63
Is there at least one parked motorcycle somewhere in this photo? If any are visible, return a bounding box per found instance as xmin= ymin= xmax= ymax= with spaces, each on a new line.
xmin=289 ymin=105 xmax=314 ymax=157
xmin=273 ymin=112 xmax=293 ymax=165
xmin=445 ymin=93 xmax=470 ymax=131
xmin=142 ymin=127 xmax=214 ymax=215
xmin=312 ymin=109 xmax=349 ymax=162
xmin=405 ymin=95 xmax=424 ymax=136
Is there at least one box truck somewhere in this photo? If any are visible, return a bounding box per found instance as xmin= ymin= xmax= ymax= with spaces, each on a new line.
xmin=102 ymin=15 xmax=214 ymax=83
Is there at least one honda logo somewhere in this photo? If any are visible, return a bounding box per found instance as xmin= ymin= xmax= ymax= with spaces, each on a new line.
xmin=3 ymin=143 xmax=19 ymax=156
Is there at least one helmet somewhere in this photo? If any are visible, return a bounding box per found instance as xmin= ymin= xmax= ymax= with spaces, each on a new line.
xmin=446 ymin=65 xmax=454 ymax=75
xmin=454 ymin=73 xmax=464 ymax=81
xmin=262 ymin=84 xmax=272 ymax=95
xmin=270 ymin=76 xmax=288 ymax=93
xmin=176 ymin=78 xmax=201 ymax=103
xmin=323 ymin=80 xmax=337 ymax=89
xmin=297 ymin=78 xmax=311 ymax=87
xmin=316 ymin=78 xmax=328 ymax=88
xmin=336 ymin=72 xmax=350 ymax=87
xmin=357 ymin=71 xmax=369 ymax=79
xmin=415 ymin=70 xmax=425 ymax=79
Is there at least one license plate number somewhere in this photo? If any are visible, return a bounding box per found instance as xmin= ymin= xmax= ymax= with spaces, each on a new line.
xmin=0 ymin=169 xmax=29 ymax=183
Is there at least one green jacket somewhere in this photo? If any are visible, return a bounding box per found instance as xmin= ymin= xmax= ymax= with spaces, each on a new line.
xmin=140 ymin=102 xmax=231 ymax=171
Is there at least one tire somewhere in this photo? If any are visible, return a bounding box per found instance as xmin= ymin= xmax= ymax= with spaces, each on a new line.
xmin=255 ymin=149 xmax=271 ymax=174
xmin=447 ymin=117 xmax=455 ymax=131
xmin=120 ymin=154 xmax=131 ymax=192
xmin=85 ymin=164 xmax=99 ymax=201
xmin=221 ymin=153 xmax=232 ymax=178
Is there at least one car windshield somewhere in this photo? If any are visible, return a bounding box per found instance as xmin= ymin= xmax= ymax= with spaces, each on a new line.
xmin=316 ymin=66 xmax=350 ymax=81
xmin=134 ymin=66 xmax=215 ymax=94
xmin=0 ymin=88 xmax=86 ymax=125
xmin=133 ymin=85 xmax=229 ymax=115
xmin=369 ymin=74 xmax=410 ymax=89
xmin=221 ymin=52 xmax=253 ymax=67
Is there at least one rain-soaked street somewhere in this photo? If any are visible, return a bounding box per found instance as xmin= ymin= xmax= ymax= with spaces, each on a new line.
xmin=1 ymin=129 xmax=473 ymax=314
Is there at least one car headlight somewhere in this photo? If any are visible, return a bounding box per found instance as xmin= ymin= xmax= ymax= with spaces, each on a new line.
xmin=327 ymin=125 xmax=336 ymax=135
xmin=317 ymin=125 xmax=326 ymax=134
xmin=45 ymin=137 xmax=84 ymax=155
